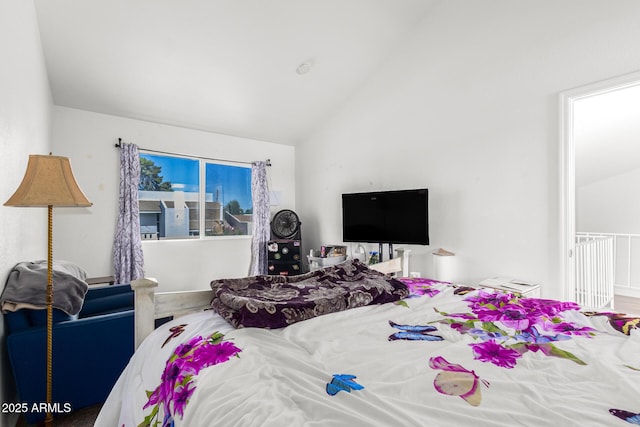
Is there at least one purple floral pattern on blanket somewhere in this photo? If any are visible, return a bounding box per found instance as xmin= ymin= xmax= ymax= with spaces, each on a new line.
xmin=398 ymin=277 xmax=443 ymax=298
xmin=210 ymin=259 xmax=409 ymax=328
xmin=423 ymin=289 xmax=640 ymax=416
xmin=435 ymin=289 xmax=595 ymax=368
xmin=141 ymin=331 xmax=241 ymax=426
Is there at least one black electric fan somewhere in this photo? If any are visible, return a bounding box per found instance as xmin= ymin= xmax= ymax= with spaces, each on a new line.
xmin=271 ymin=209 xmax=301 ymax=240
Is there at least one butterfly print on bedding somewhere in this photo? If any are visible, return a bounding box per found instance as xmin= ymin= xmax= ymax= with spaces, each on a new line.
xmin=583 ymin=311 xmax=640 ymax=336
xmin=161 ymin=324 xmax=188 ymax=348
xmin=326 ymin=374 xmax=364 ymax=396
xmin=429 ymin=356 xmax=489 ymax=407
xmin=388 ymin=320 xmax=443 ymax=341
xmin=610 ymin=408 xmax=640 ymax=425
xmin=452 ymin=285 xmax=477 ymax=296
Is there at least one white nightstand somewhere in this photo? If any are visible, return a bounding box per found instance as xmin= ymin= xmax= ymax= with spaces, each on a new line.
xmin=478 ymin=277 xmax=541 ymax=298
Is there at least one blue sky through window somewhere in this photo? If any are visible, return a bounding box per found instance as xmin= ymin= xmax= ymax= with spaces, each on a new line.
xmin=206 ymin=163 xmax=252 ymax=211
xmin=142 ymin=154 xmax=198 ymax=192
xmin=141 ymin=153 xmax=252 ymax=212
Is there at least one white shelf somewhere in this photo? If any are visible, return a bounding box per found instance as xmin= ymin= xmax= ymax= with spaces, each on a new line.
xmin=308 ymin=256 xmax=347 ymax=271
xmin=478 ymin=278 xmax=541 ymax=298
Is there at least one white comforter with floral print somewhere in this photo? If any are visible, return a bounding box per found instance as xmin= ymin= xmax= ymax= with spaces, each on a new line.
xmin=96 ymin=279 xmax=640 ymax=427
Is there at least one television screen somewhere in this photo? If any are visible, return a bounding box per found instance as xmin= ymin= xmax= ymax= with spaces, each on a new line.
xmin=342 ymin=189 xmax=429 ymax=245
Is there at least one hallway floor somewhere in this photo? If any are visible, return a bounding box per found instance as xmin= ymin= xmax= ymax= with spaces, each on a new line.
xmin=615 ymin=294 xmax=640 ymax=316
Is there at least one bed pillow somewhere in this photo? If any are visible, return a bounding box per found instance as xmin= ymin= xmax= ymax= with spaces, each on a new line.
xmin=210 ymin=259 xmax=409 ymax=328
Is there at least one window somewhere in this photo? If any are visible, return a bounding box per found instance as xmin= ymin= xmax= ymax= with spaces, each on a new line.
xmin=138 ymin=153 xmax=252 ymax=240
xmin=205 ymin=163 xmax=252 ymax=236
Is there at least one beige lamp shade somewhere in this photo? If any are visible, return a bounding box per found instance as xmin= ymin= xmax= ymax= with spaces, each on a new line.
xmin=4 ymin=154 xmax=92 ymax=207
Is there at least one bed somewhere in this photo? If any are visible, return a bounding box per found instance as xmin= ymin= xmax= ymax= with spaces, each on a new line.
xmin=96 ymin=259 xmax=640 ymax=426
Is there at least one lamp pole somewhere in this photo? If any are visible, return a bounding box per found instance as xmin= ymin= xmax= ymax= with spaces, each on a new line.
xmin=45 ymin=205 xmax=54 ymax=426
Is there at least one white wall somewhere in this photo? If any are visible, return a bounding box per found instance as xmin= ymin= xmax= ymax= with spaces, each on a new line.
xmin=295 ymin=0 xmax=640 ymax=299
xmin=575 ymin=83 xmax=640 ymax=234
xmin=0 ymin=1 xmax=52 ymax=424
xmin=578 ymin=168 xmax=640 ymax=234
xmin=51 ymin=106 xmax=295 ymax=291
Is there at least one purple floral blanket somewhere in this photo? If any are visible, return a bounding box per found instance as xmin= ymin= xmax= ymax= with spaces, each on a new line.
xmin=102 ymin=277 xmax=640 ymax=426
xmin=209 ymin=259 xmax=409 ymax=328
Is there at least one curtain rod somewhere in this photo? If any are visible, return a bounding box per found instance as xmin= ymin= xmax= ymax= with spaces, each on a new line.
xmin=115 ymin=138 xmax=271 ymax=167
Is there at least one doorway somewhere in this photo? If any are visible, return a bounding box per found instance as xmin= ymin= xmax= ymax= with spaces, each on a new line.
xmin=560 ymin=71 xmax=640 ymax=304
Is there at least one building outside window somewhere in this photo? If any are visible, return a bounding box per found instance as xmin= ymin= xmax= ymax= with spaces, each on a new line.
xmin=138 ymin=153 xmax=252 ymax=240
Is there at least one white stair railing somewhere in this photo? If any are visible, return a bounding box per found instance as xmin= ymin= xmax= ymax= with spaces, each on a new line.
xmin=577 ymin=232 xmax=640 ymax=299
xmin=575 ymin=234 xmax=614 ymax=309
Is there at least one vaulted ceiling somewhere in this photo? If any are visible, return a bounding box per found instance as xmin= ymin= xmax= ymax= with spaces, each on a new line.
xmin=34 ymin=0 xmax=438 ymax=145
xmin=574 ymin=83 xmax=640 ymax=187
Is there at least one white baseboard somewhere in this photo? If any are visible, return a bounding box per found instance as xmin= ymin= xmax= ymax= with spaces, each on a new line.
xmin=615 ymin=285 xmax=640 ymax=299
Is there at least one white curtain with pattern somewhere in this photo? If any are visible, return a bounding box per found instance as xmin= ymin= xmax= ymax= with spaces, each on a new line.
xmin=248 ymin=161 xmax=270 ymax=276
xmin=113 ymin=142 xmax=144 ymax=284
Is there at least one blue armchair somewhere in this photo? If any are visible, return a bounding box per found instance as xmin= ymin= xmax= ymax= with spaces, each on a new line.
xmin=4 ymin=282 xmax=135 ymax=425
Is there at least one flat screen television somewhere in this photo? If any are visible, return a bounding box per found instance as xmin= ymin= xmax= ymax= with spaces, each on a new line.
xmin=342 ymin=188 xmax=429 ymax=245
